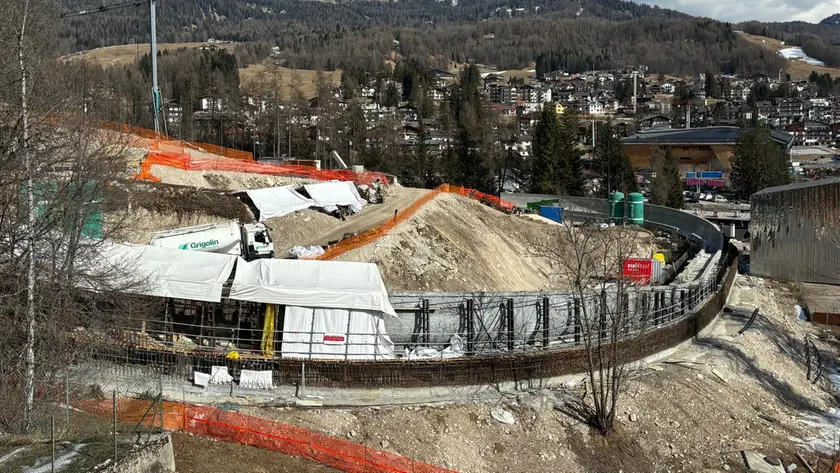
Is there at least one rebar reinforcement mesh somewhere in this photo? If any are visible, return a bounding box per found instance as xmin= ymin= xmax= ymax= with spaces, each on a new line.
xmin=86 ymin=246 xmax=737 ymax=388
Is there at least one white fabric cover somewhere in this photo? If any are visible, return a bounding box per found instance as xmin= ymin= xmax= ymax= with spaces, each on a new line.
xmin=304 ymin=181 xmax=366 ymax=207
xmin=209 ymin=366 xmax=233 ymax=384
xmin=245 ymin=186 xmax=315 ymax=220
xmin=281 ymin=306 xmax=394 ymax=360
xmin=239 ymin=370 xmax=274 ymax=389
xmin=229 ymin=258 xmax=396 ymax=316
xmin=89 ymin=242 xmax=237 ymax=302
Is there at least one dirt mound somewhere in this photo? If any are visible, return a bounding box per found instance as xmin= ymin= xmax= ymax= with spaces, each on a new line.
xmin=105 ymin=181 xmax=254 ymax=244
xmin=267 ymin=187 xmax=430 ymax=257
xmin=336 ymin=193 xmax=562 ymax=291
xmin=149 ymin=164 xmax=314 ymax=191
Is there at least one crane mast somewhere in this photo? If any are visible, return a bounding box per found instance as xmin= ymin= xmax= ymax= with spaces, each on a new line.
xmin=62 ymin=0 xmax=162 ymax=135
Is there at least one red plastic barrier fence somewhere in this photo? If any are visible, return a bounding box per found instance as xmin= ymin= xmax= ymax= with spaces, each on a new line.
xmin=78 ymin=399 xmax=458 ymax=473
xmin=134 ymin=151 xmax=391 ymax=186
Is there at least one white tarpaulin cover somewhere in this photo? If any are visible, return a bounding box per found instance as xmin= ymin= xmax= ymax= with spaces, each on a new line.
xmin=90 ymin=242 xmax=237 ymax=302
xmin=245 ymin=186 xmax=315 ymax=220
xmin=229 ymin=258 xmax=396 ymax=316
xmin=281 ymin=306 xmax=395 ymax=360
xmin=304 ymin=181 xmax=366 ymax=207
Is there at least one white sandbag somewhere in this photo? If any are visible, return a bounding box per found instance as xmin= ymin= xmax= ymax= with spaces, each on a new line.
xmin=194 ymin=371 xmax=211 ymax=387
xmin=239 ymin=370 xmax=273 ymax=390
xmin=209 ymin=366 xmax=233 ymax=384
xmin=289 ymin=246 xmax=325 ymax=259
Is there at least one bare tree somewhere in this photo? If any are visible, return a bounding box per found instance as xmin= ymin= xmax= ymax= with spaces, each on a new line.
xmin=541 ymin=221 xmax=649 ymax=435
xmin=0 ymin=0 xmax=151 ymax=433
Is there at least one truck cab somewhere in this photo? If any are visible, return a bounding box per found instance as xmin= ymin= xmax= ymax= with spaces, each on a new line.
xmin=242 ymin=223 xmax=275 ymax=260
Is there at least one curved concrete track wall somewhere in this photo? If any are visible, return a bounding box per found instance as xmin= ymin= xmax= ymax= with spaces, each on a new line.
xmin=93 ymin=190 xmax=734 ymax=388
xmin=502 ymin=193 xmax=724 ymax=253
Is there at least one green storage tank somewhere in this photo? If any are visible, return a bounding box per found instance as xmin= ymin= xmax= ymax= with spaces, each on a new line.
xmin=608 ymin=192 xmax=625 ymax=224
xmin=627 ymin=192 xmax=645 ymax=226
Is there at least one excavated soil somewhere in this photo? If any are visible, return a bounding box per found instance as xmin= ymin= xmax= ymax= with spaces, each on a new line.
xmin=337 ymin=193 xmax=659 ymax=292
xmin=149 ymin=164 xmax=314 ymax=191
xmin=104 ymin=181 xmax=254 ymax=244
xmin=267 ymin=187 xmax=429 ymax=257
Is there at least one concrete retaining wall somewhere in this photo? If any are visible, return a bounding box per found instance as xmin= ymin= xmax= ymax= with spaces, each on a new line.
xmin=96 ymin=434 xmax=175 ymax=473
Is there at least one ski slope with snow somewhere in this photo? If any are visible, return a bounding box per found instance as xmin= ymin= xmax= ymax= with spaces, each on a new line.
xmin=779 ymin=47 xmax=825 ymax=66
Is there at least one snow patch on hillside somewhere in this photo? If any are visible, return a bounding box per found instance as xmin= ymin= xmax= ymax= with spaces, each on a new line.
xmin=779 ymin=47 xmax=825 ymax=66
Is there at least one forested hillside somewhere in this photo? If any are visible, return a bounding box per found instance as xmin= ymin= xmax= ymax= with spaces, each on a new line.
xmin=57 ymin=0 xmax=686 ymax=52
xmin=57 ymin=0 xmax=784 ymax=76
xmin=740 ymin=20 xmax=840 ymax=67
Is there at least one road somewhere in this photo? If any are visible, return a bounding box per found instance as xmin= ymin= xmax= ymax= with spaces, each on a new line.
xmin=303 ymin=186 xmax=431 ymax=247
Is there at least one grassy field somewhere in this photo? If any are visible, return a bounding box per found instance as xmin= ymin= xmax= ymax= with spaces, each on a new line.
xmin=61 ymin=42 xmax=236 ymax=67
xmin=63 ymin=43 xmax=338 ymax=99
xmin=738 ymin=32 xmax=840 ymax=80
xmin=238 ymin=61 xmax=342 ymax=100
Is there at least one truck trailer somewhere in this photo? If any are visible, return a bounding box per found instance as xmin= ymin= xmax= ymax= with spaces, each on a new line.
xmin=149 ymin=220 xmax=274 ymax=260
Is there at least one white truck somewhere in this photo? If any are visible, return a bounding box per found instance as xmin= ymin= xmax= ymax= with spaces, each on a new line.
xmin=149 ymin=220 xmax=275 ymax=260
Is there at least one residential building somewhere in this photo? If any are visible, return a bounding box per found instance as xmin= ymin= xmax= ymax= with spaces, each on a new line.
xmin=785 ymin=121 xmax=832 ymax=147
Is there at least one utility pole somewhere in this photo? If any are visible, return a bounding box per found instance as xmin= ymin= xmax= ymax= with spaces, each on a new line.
xmin=149 ymin=0 xmax=161 ymax=134
xmin=685 ymin=100 xmax=692 ymax=129
xmin=632 ymin=71 xmax=638 ymax=116
xmin=63 ymin=0 xmax=161 ymax=135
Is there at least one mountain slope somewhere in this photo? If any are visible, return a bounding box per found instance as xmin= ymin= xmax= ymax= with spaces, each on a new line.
xmin=56 ymin=0 xmax=785 ymax=76
xmin=820 ymin=14 xmax=840 ymax=26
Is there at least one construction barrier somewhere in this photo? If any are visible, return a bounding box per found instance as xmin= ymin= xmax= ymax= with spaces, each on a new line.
xmin=78 ymin=398 xmax=457 ymax=473
xmin=134 ymin=151 xmax=391 ymax=186
xmin=101 ymin=121 xmax=255 ymax=162
xmin=315 ymin=185 xmax=515 ymax=260
xmin=316 ymin=189 xmax=441 ymax=260
xmin=438 ymin=184 xmax=515 ymax=213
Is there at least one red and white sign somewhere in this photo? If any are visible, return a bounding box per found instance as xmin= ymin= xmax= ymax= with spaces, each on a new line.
xmin=623 ymin=259 xmax=654 ymax=284
xmin=322 ymin=334 xmax=346 ymax=344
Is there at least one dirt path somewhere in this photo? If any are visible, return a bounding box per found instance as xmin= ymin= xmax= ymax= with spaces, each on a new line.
xmin=172 ymin=432 xmax=338 ymax=473
xmin=302 ymin=187 xmax=431 ymax=247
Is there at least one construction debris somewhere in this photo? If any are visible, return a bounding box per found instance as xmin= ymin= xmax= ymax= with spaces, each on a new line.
xmin=490 ymin=407 xmax=516 ymax=425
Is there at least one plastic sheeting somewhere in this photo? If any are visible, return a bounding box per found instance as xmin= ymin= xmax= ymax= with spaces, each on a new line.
xmin=245 ymin=186 xmax=315 ymax=220
xmin=229 ymin=258 xmax=396 ymax=316
xmin=87 ymin=242 xmax=237 ymax=302
xmin=281 ymin=306 xmax=394 ymax=360
xmin=304 ymin=181 xmax=366 ymax=208
xmin=239 ymin=370 xmax=273 ymax=389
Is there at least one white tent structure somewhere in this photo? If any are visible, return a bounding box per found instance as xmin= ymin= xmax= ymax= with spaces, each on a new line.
xmin=88 ymin=242 xmax=237 ymax=302
xmin=244 ymin=186 xmax=315 ymax=221
xmin=303 ymin=181 xmax=366 ymax=208
xmin=228 ymin=258 xmax=395 ymax=360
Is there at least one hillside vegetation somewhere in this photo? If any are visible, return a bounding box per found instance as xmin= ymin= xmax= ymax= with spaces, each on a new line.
xmin=56 ymin=0 xmax=785 ymax=76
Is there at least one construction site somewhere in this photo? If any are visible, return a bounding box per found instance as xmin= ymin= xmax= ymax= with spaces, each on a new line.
xmin=3 ymin=125 xmax=840 ymax=473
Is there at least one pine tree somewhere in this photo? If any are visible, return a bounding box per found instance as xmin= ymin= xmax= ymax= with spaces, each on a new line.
xmin=731 ymin=124 xmax=790 ymax=199
xmin=531 ymin=104 xmax=562 ymax=194
xmin=596 ymin=122 xmax=637 ymax=196
xmin=559 ymin=110 xmax=584 ymax=196
xmin=650 ymin=146 xmax=684 ymax=208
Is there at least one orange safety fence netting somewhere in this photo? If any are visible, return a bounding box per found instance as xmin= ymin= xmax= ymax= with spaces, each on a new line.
xmin=101 ymin=121 xmax=255 ymax=162
xmin=438 ymin=184 xmax=515 ymax=213
xmin=315 ymin=189 xmax=441 ymax=260
xmin=77 ymin=399 xmax=458 ymax=473
xmin=315 ymin=185 xmax=515 ymax=260
xmin=134 ymin=151 xmax=391 ymax=186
